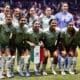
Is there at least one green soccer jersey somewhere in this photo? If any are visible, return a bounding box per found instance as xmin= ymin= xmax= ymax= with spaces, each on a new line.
xmin=1 ymin=24 xmax=16 ymax=45
xmin=62 ymin=28 xmax=77 ymax=47
xmin=28 ymin=28 xmax=43 ymax=45
xmin=43 ymin=28 xmax=60 ymax=48
xmin=0 ymin=25 xmax=4 ymax=44
xmin=75 ymin=30 xmax=80 ymax=47
xmin=15 ymin=25 xmax=30 ymax=45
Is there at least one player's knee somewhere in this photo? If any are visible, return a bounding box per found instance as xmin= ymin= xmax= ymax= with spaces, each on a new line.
xmin=53 ymin=51 xmax=58 ymax=58
xmin=69 ymin=51 xmax=74 ymax=57
xmin=61 ymin=50 xmax=67 ymax=57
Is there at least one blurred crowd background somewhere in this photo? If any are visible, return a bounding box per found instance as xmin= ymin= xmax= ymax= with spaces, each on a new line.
xmin=0 ymin=0 xmax=80 ymax=26
xmin=0 ymin=0 xmax=79 ymax=13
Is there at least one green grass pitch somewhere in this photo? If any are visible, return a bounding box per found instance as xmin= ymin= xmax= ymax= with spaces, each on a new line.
xmin=1 ymin=48 xmax=80 ymax=80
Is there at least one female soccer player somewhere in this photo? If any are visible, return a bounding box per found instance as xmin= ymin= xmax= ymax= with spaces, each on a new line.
xmin=62 ymin=21 xmax=78 ymax=75
xmin=43 ymin=19 xmax=60 ymax=75
xmin=27 ymin=20 xmax=44 ymax=76
xmin=15 ymin=16 xmax=31 ymax=77
xmin=1 ymin=14 xmax=16 ymax=78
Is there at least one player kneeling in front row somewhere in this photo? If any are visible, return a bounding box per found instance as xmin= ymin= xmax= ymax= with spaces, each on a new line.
xmin=27 ymin=20 xmax=44 ymax=76
xmin=15 ymin=17 xmax=31 ymax=77
xmin=43 ymin=19 xmax=60 ymax=75
xmin=62 ymin=21 xmax=78 ymax=75
xmin=0 ymin=14 xmax=16 ymax=78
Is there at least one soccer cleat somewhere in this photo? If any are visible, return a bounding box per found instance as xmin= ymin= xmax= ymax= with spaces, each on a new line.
xmin=0 ymin=73 xmax=5 ymax=79
xmin=42 ymin=71 xmax=48 ymax=76
xmin=18 ymin=71 xmax=25 ymax=77
xmin=26 ymin=71 xmax=30 ymax=77
xmin=7 ymin=71 xmax=12 ymax=78
xmin=35 ymin=71 xmax=41 ymax=76
xmin=61 ymin=71 xmax=66 ymax=75
xmin=69 ymin=71 xmax=75 ymax=75
xmin=73 ymin=69 xmax=77 ymax=74
xmin=52 ymin=70 xmax=57 ymax=75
